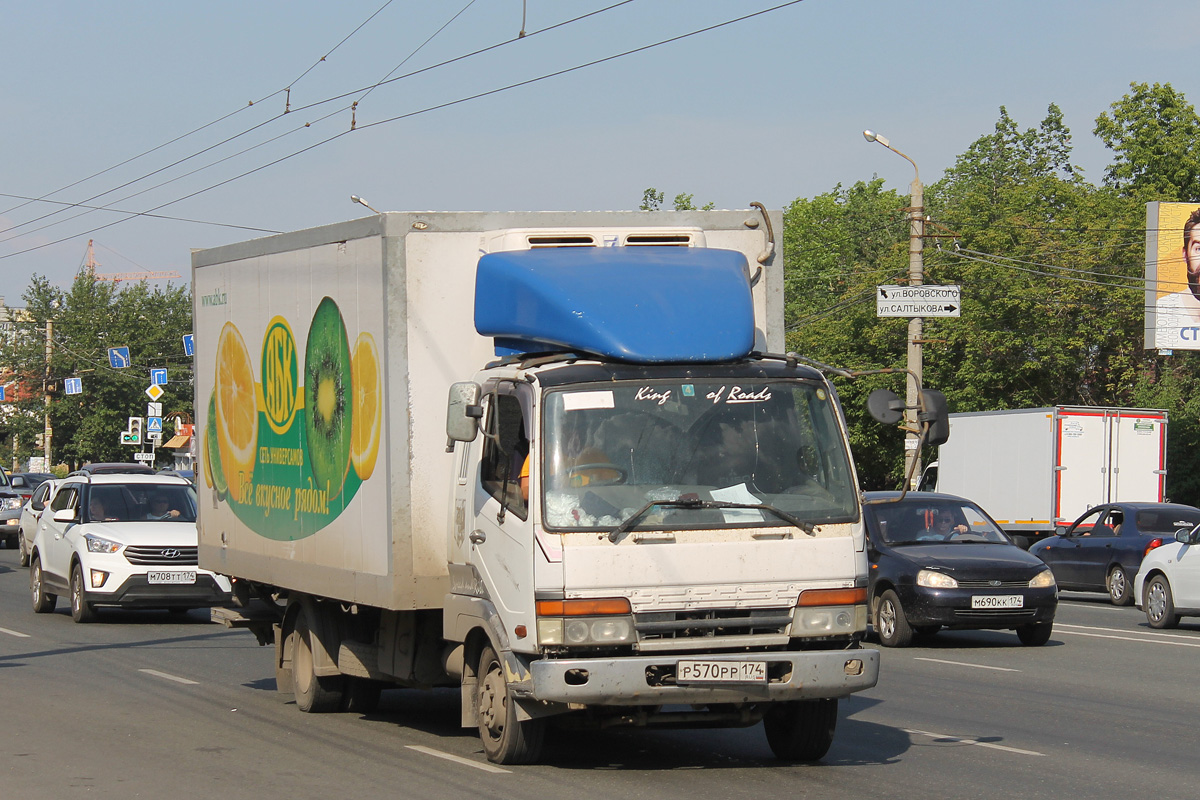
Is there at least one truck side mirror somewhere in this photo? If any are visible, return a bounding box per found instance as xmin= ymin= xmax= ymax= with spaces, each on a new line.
xmin=867 ymin=389 xmax=904 ymax=424
xmin=919 ymin=389 xmax=949 ymax=446
xmin=446 ymin=382 xmax=484 ymax=444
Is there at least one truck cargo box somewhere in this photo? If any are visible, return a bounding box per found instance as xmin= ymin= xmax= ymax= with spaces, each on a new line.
xmin=193 ymin=210 xmax=784 ymax=610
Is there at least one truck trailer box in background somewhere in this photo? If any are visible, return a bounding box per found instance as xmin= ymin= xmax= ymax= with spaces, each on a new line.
xmin=193 ymin=209 xmax=897 ymax=764
xmin=926 ymin=406 xmax=1167 ymax=539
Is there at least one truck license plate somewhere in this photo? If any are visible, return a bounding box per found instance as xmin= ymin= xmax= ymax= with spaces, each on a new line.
xmin=147 ymin=571 xmax=196 ymax=585
xmin=677 ymin=660 xmax=766 ymax=684
xmin=971 ymin=594 xmax=1022 ymax=609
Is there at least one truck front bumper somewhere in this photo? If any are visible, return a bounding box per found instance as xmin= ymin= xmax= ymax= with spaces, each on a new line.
xmin=527 ymin=647 xmax=879 ymax=706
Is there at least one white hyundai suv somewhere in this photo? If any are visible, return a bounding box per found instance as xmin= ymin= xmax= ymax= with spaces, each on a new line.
xmin=29 ymin=473 xmax=231 ymax=622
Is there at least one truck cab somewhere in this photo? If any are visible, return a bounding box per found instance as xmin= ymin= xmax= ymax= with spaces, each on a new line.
xmin=443 ymin=246 xmax=876 ymax=762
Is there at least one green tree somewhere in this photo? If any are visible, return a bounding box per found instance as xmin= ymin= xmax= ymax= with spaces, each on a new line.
xmin=1094 ymin=82 xmax=1200 ymax=201
xmin=0 ymin=272 xmax=193 ymax=470
xmin=639 ymin=187 xmax=715 ymax=211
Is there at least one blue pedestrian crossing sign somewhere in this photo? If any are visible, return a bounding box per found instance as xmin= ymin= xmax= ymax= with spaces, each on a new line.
xmin=150 ymin=368 xmax=168 ymax=386
xmin=64 ymin=378 xmax=83 ymax=395
xmin=147 ymin=416 xmax=163 ymax=434
xmin=183 ymin=334 xmax=194 ymax=357
xmin=108 ymin=347 xmax=131 ymax=368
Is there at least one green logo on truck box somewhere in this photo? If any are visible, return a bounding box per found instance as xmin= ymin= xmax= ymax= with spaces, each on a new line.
xmin=203 ymin=298 xmax=381 ymax=540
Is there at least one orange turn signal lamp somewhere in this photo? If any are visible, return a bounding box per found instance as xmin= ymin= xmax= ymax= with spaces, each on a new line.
xmin=536 ymin=597 xmax=632 ymax=616
xmin=797 ymin=587 xmax=867 ymax=607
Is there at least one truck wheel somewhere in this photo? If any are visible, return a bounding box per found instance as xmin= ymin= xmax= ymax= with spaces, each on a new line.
xmin=1146 ymin=575 xmax=1179 ymax=629
xmin=30 ymin=555 xmax=56 ymax=613
xmin=875 ymin=590 xmax=913 ymax=648
xmin=763 ymin=698 xmax=838 ymax=761
xmin=475 ymin=644 xmax=545 ymax=764
xmin=1016 ymin=622 xmax=1052 ymax=646
xmin=341 ymin=677 xmax=384 ymax=714
xmin=1107 ymin=566 xmax=1133 ymax=606
xmin=292 ymin=610 xmax=344 ymax=712
xmin=70 ymin=563 xmax=98 ymax=623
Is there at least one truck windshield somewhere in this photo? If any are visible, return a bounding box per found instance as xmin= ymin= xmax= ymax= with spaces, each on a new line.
xmin=540 ymin=380 xmax=857 ymax=531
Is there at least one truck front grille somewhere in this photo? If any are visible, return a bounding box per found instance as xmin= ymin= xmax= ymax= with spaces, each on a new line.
xmin=634 ymin=608 xmax=793 ymax=641
xmin=124 ymin=545 xmax=198 ymax=566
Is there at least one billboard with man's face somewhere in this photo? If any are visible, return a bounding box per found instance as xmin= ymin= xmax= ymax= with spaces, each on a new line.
xmin=1146 ymin=201 xmax=1200 ymax=350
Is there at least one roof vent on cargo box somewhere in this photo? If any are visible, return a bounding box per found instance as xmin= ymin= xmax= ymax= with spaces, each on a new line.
xmin=625 ymin=234 xmax=694 ymax=246
xmin=527 ymin=235 xmax=597 ymax=247
xmin=474 ymin=246 xmax=754 ymax=363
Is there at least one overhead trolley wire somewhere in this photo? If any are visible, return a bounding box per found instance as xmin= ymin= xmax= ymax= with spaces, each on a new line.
xmin=0 ymin=1 xmax=807 ymax=261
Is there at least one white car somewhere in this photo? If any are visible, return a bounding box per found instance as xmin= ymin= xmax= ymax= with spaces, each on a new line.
xmin=1134 ymin=524 xmax=1200 ymax=628
xmin=29 ymin=473 xmax=231 ymax=622
xmin=17 ymin=478 xmax=60 ymax=567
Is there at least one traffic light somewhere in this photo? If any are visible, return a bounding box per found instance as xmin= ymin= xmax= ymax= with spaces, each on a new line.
xmin=121 ymin=417 xmax=143 ymax=445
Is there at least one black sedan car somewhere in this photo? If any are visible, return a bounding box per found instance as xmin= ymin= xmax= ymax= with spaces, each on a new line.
xmin=1029 ymin=502 xmax=1200 ymax=605
xmin=864 ymin=491 xmax=1058 ymax=647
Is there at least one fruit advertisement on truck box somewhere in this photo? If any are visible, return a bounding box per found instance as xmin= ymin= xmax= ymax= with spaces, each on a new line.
xmin=195 ymin=239 xmax=387 ymax=573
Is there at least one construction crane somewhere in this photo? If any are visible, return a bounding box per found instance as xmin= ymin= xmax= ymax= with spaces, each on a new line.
xmin=80 ymin=239 xmax=182 ymax=283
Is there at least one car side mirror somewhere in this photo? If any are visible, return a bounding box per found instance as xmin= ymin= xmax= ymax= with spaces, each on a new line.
xmin=446 ymin=382 xmax=484 ymax=448
xmin=53 ymin=508 xmax=77 ymax=523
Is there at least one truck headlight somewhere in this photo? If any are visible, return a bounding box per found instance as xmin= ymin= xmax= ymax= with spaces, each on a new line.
xmin=1028 ymin=569 xmax=1056 ymax=588
xmin=0 ymin=496 xmax=21 ymax=510
xmin=536 ymin=597 xmax=634 ymax=646
xmin=794 ymin=587 xmax=868 ymax=636
xmin=917 ymin=569 xmax=958 ymax=588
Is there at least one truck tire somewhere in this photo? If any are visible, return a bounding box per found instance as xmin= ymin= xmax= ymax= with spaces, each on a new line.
xmin=475 ymin=644 xmax=545 ymax=764
xmin=30 ymin=555 xmax=56 ymax=613
xmin=70 ymin=563 xmax=98 ymax=623
xmin=875 ymin=590 xmax=914 ymax=648
xmin=341 ymin=677 xmax=384 ymax=714
xmin=1145 ymin=575 xmax=1179 ymax=629
xmin=763 ymin=698 xmax=838 ymax=761
xmin=292 ymin=610 xmax=345 ymax=713
xmin=1107 ymin=566 xmax=1133 ymax=606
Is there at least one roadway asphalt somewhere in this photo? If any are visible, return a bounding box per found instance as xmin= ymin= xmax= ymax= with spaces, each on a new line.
xmin=1 ymin=544 xmax=1196 ymax=800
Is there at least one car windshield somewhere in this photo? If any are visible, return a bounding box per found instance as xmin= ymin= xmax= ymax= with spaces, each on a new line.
xmin=540 ymin=379 xmax=858 ymax=531
xmin=869 ymin=499 xmax=1009 ymax=545
xmin=85 ymin=483 xmax=198 ymax=523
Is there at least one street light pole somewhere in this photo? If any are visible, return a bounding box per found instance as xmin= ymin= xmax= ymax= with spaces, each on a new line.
xmin=44 ymin=319 xmax=52 ymax=466
xmin=864 ymin=130 xmax=924 ymax=487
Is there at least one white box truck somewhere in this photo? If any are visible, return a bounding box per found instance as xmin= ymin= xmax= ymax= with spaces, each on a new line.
xmin=922 ymin=406 xmax=1168 ymax=542
xmin=194 ymin=209 xmax=937 ymax=764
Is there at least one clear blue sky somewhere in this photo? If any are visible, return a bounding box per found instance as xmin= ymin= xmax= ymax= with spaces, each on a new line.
xmin=2 ymin=0 xmax=1198 ymax=304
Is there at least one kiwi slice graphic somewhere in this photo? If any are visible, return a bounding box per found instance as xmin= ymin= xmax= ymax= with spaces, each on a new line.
xmin=304 ymin=297 xmax=353 ymax=501
xmin=207 ymin=391 xmax=227 ymax=500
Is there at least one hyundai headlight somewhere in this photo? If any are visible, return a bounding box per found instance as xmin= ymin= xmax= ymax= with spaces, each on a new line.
xmin=84 ymin=534 xmax=121 ymax=554
xmin=917 ymin=569 xmax=958 ymax=589
xmin=1028 ymin=569 xmax=1056 ymax=588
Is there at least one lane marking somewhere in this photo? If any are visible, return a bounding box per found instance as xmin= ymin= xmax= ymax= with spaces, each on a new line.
xmin=903 ymin=728 xmax=1045 ymax=757
xmin=1056 ymin=622 xmax=1199 ymax=640
xmin=138 ymin=668 xmax=199 ymax=685
xmin=0 ymin=626 xmax=31 ymax=638
xmin=1054 ymin=627 xmax=1200 ymax=648
xmin=406 ymin=745 xmax=512 ymax=774
xmin=913 ymin=657 xmax=1020 ymax=672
